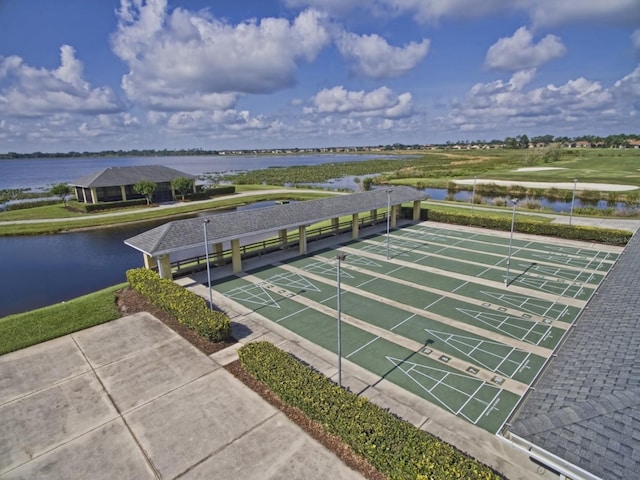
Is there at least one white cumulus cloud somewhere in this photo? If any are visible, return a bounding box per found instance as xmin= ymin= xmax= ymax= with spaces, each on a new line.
xmin=112 ymin=0 xmax=331 ymax=111
xmin=284 ymin=0 xmax=640 ymax=27
xmin=485 ymin=27 xmax=566 ymax=71
xmin=335 ymin=32 xmax=430 ymax=78
xmin=309 ymin=85 xmax=414 ymax=118
xmin=0 ymin=45 xmax=122 ymax=117
xmin=442 ymin=67 xmax=639 ymax=135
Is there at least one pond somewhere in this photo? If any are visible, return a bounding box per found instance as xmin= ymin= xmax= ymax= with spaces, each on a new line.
xmin=0 ymin=201 xmax=285 ymax=317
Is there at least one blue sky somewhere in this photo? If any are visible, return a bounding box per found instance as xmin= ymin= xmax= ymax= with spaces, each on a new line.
xmin=0 ymin=0 xmax=639 ymax=153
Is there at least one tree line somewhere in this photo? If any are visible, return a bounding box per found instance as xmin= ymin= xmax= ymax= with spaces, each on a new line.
xmin=1 ymin=133 xmax=638 ymax=159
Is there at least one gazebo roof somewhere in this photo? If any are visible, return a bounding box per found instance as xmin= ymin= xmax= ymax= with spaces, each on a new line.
xmin=70 ymin=165 xmax=196 ymax=188
xmin=125 ymin=186 xmax=426 ymax=257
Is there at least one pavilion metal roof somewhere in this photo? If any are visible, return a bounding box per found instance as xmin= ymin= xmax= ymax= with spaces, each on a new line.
xmin=507 ymin=233 xmax=640 ymax=479
xmin=69 ymin=165 xmax=196 ymax=188
xmin=125 ymin=186 xmax=425 ymax=257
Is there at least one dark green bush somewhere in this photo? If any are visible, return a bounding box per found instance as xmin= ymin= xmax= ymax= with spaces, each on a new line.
xmin=126 ymin=268 xmax=231 ymax=341
xmin=412 ymin=208 xmax=630 ymax=246
xmin=238 ymin=341 xmax=504 ymax=480
xmin=202 ymin=185 xmax=236 ymax=196
xmin=4 ymin=199 xmax=61 ymax=211
xmin=83 ymin=198 xmax=148 ymax=212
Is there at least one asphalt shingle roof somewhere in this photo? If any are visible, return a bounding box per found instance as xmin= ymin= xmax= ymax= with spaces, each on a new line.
xmin=69 ymin=165 xmax=196 ymax=188
xmin=508 ymin=234 xmax=640 ymax=479
xmin=124 ymin=186 xmax=425 ymax=256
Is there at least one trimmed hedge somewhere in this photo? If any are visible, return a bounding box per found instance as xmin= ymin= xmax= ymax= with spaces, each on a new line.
xmin=238 ymin=341 xmax=504 ymax=480
xmin=4 ymin=199 xmax=61 ymax=211
xmin=83 ymin=198 xmax=148 ymax=212
xmin=126 ymin=268 xmax=231 ymax=341
xmin=410 ymin=208 xmax=631 ymax=246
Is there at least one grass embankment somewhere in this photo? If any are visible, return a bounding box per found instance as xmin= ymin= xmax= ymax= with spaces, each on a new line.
xmin=0 ymin=284 xmax=124 ymax=355
xmin=0 ymin=190 xmax=333 ymax=236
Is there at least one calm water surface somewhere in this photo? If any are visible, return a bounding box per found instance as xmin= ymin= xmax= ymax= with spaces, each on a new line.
xmin=0 ymin=154 xmax=395 ymax=191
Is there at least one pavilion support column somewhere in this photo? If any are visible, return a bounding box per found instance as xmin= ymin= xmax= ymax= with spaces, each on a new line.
xmin=298 ymin=226 xmax=308 ymax=255
xmin=370 ymin=209 xmax=377 ymax=223
xmin=331 ymin=217 xmax=340 ymax=234
xmin=412 ymin=200 xmax=421 ymax=221
xmin=231 ymin=239 xmax=242 ymax=273
xmin=390 ymin=205 xmax=398 ymax=228
xmin=120 ymin=185 xmax=127 ymax=201
xmin=214 ymin=243 xmax=224 ymax=266
xmin=351 ymin=213 xmax=359 ymax=239
xmin=279 ymin=228 xmax=288 ymax=247
xmin=143 ymin=254 xmax=157 ymax=270
xmin=90 ymin=187 xmax=98 ymax=204
xmin=157 ymin=255 xmax=173 ymax=279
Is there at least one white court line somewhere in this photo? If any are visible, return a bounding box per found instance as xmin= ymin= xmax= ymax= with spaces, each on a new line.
xmin=346 ymin=337 xmax=380 ymax=359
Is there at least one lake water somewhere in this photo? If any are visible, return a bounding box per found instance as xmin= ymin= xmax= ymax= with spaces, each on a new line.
xmin=1 ymin=153 xmax=405 ymax=317
xmin=0 ymin=153 xmax=395 ymax=192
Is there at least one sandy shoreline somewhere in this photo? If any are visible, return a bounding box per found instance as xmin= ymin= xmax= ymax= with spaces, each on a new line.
xmin=453 ymin=179 xmax=638 ymax=192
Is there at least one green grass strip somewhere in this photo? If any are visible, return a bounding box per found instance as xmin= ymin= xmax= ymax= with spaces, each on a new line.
xmin=0 ymin=283 xmax=124 ymax=355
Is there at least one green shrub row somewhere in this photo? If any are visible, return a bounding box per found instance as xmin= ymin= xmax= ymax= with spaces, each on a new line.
xmin=416 ymin=209 xmax=631 ymax=246
xmin=202 ymin=185 xmax=236 ymax=195
xmin=238 ymin=341 xmax=503 ymax=480
xmin=4 ymin=199 xmax=61 ymax=211
xmin=126 ymin=268 xmax=232 ymax=341
xmin=83 ymin=198 xmax=148 ymax=212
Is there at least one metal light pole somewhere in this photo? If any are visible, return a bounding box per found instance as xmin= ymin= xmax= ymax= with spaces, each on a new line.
xmin=472 ymin=176 xmax=477 ymax=213
xmin=569 ymin=178 xmax=578 ymax=226
xmin=203 ymin=219 xmax=213 ymax=310
xmin=505 ymin=200 xmax=517 ymax=287
xmin=336 ymin=253 xmax=347 ymax=388
xmin=386 ymin=189 xmax=392 ymax=260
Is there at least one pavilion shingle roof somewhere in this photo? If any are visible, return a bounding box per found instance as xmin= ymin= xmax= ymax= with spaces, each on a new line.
xmin=69 ymin=165 xmax=195 ymax=188
xmin=507 ymin=233 xmax=640 ymax=479
xmin=125 ymin=186 xmax=425 ymax=256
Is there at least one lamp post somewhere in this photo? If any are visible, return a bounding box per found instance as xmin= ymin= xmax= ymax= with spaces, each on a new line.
xmin=472 ymin=176 xmax=477 ymax=213
xmin=336 ymin=253 xmax=347 ymax=388
xmin=505 ymin=199 xmax=517 ymax=287
xmin=569 ymin=178 xmax=578 ymax=226
xmin=386 ymin=189 xmax=392 ymax=260
xmin=203 ymin=219 xmax=213 ymax=310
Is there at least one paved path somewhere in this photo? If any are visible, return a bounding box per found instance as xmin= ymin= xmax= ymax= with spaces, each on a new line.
xmin=0 ymin=313 xmax=364 ymax=480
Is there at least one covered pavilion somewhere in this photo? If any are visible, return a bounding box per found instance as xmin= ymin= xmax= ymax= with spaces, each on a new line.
xmin=125 ymin=186 xmax=426 ymax=279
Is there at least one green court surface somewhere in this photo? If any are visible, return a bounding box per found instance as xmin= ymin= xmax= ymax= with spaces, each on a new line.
xmin=211 ymin=223 xmax=619 ymax=434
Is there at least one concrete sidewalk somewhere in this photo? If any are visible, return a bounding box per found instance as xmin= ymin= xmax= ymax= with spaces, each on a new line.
xmin=0 ymin=313 xmax=364 ymax=480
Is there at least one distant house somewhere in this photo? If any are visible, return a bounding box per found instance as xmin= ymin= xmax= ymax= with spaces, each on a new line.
xmin=69 ymin=165 xmax=197 ymax=204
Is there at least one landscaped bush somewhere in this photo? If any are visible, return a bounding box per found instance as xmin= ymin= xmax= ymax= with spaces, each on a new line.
xmin=238 ymin=341 xmax=504 ymax=480
xmin=82 ymin=198 xmax=148 ymax=212
xmin=202 ymin=185 xmax=236 ymax=196
xmin=411 ymin=208 xmax=631 ymax=246
xmin=4 ymin=199 xmax=61 ymax=211
xmin=126 ymin=268 xmax=231 ymax=341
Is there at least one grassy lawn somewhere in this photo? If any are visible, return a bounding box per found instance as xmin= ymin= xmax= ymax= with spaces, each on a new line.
xmin=453 ymin=148 xmax=640 ymax=185
xmin=0 ymin=283 xmax=125 ymax=356
xmin=0 ymin=190 xmax=333 ymax=236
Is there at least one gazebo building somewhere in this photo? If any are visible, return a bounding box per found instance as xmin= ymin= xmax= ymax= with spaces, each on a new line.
xmin=70 ymin=165 xmax=196 ymax=204
xmin=125 ymin=187 xmax=426 ymax=279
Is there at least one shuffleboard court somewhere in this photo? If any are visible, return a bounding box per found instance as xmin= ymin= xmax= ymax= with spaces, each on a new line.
xmin=210 ymin=222 xmax=622 ymax=434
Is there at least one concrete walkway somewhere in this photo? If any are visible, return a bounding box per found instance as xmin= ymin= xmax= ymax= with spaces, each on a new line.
xmin=0 ymin=313 xmax=364 ymax=480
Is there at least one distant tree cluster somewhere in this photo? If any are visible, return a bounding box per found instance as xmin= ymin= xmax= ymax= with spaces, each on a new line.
xmin=1 ymin=133 xmax=638 ymax=159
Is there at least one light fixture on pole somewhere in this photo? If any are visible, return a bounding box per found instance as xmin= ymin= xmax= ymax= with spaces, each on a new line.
xmin=336 ymin=253 xmax=347 ymax=388
xmin=505 ymin=199 xmax=517 ymax=287
xmin=569 ymin=178 xmax=578 ymax=226
xmin=386 ymin=189 xmax=392 ymax=260
xmin=203 ymin=219 xmax=213 ymax=310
